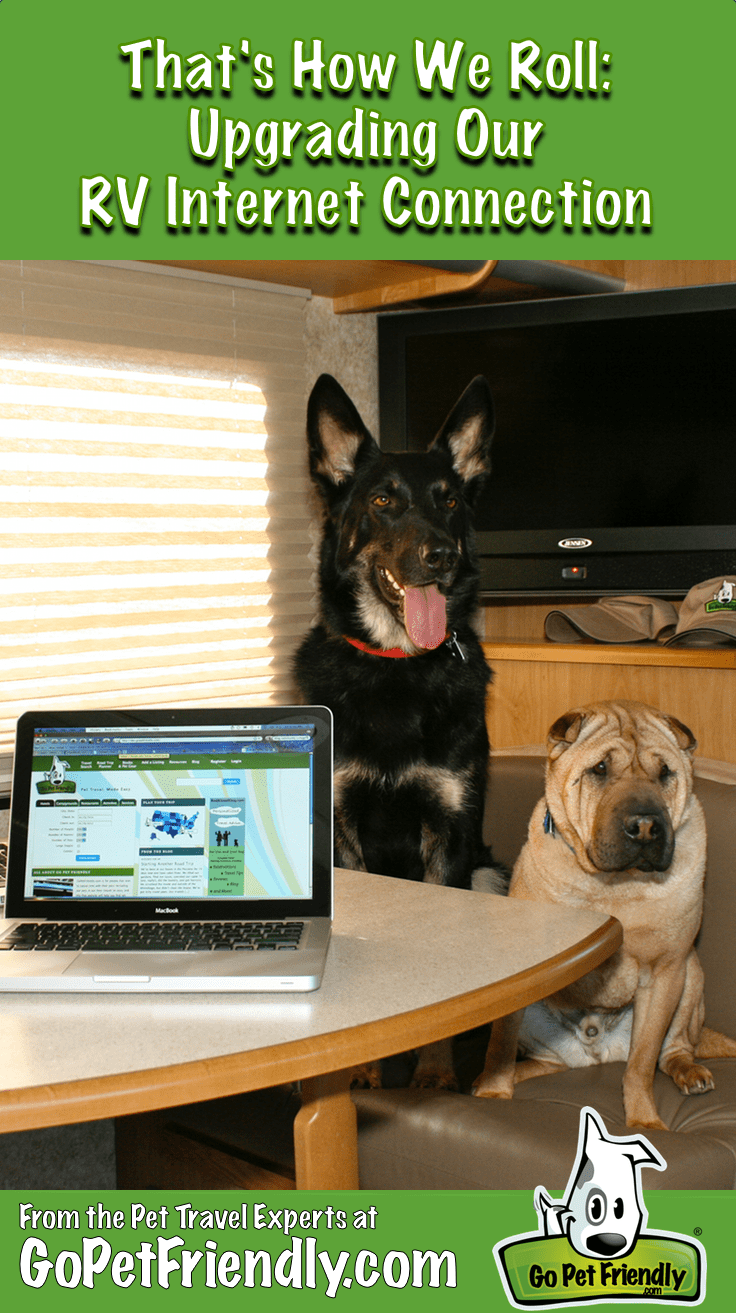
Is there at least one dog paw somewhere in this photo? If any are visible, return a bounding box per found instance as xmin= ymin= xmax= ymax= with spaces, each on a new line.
xmin=623 ymin=1090 xmax=668 ymax=1129
xmin=626 ymin=1115 xmax=668 ymax=1131
xmin=675 ymin=1064 xmax=715 ymax=1096
xmin=663 ymin=1054 xmax=715 ymax=1096
xmin=349 ymin=1063 xmax=383 ymax=1090
xmin=471 ymin=1078 xmax=514 ymax=1099
xmin=410 ymin=1068 xmax=459 ymax=1092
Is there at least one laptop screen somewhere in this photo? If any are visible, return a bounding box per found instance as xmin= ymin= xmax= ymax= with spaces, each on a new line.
xmin=7 ymin=708 xmax=333 ymax=920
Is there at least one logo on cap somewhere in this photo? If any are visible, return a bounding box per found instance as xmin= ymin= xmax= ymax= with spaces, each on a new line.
xmin=706 ymin=580 xmax=736 ymax=612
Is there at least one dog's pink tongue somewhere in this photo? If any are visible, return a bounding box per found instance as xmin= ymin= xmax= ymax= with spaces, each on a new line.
xmin=404 ymin=585 xmax=447 ymax=649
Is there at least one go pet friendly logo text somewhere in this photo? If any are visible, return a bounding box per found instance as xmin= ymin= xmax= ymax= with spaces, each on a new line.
xmin=494 ymin=1107 xmax=705 ymax=1307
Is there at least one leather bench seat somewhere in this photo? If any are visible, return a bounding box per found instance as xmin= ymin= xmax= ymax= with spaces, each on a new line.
xmin=352 ymin=1063 xmax=736 ymax=1190
xmin=160 ymin=754 xmax=736 ymax=1189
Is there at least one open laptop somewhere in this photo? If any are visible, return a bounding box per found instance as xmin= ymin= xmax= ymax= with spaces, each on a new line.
xmin=0 ymin=706 xmax=333 ymax=992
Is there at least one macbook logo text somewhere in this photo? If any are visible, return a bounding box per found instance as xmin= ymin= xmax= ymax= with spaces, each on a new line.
xmin=155 ymin=907 xmax=178 ymax=913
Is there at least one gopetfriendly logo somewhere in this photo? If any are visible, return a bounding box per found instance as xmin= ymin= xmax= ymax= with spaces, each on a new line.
xmin=494 ymin=1107 xmax=705 ymax=1307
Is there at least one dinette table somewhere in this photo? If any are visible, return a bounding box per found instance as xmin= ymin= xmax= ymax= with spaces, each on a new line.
xmin=0 ymin=868 xmax=621 ymax=1188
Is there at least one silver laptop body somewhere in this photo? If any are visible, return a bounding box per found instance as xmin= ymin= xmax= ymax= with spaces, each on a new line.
xmin=0 ymin=707 xmax=333 ymax=992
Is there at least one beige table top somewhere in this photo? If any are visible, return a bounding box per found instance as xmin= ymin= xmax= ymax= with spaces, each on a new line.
xmin=0 ymin=869 xmax=621 ymax=1135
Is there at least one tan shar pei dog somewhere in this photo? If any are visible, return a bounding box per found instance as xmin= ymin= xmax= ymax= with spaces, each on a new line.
xmin=473 ymin=699 xmax=736 ymax=1129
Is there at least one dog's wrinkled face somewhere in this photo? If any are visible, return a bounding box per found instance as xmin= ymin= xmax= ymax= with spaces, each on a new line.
xmin=306 ymin=374 xmax=494 ymax=652
xmin=544 ymin=701 xmax=697 ymax=880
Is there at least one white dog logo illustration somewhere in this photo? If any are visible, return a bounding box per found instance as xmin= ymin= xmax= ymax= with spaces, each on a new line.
xmin=494 ymin=1106 xmax=706 ymax=1307
xmin=45 ymin=756 xmax=70 ymax=787
xmin=534 ymin=1108 xmax=665 ymax=1259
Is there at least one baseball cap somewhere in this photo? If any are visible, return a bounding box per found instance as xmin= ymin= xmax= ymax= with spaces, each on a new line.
xmin=664 ymin=577 xmax=736 ymax=647
xmin=545 ymin=595 xmax=679 ymax=644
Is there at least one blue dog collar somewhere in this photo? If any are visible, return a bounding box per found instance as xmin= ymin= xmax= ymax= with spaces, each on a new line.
xmin=543 ymin=806 xmax=577 ymax=855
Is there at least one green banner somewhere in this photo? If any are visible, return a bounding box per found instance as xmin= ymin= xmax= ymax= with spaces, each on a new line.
xmin=31 ymin=868 xmax=134 ymax=879
xmin=497 ymin=1233 xmax=703 ymax=1305
xmin=0 ymin=1189 xmax=728 ymax=1308
xmin=32 ymin=756 xmax=308 ymax=772
xmin=1 ymin=0 xmax=735 ymax=257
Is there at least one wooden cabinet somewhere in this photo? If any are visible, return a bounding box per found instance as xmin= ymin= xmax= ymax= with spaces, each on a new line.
xmin=482 ymin=641 xmax=736 ymax=766
xmin=158 ymin=257 xmax=736 ymax=309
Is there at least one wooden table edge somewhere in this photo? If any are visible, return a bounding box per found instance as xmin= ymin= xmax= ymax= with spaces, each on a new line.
xmin=0 ymin=916 xmax=622 ymax=1135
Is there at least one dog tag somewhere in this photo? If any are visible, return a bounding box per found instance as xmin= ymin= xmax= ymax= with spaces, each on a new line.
xmin=445 ymin=631 xmax=467 ymax=660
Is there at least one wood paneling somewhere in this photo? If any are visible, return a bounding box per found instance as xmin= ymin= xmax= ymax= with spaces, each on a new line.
xmin=115 ymin=1110 xmax=295 ymax=1190
xmin=157 ymin=257 xmax=736 ymax=311
xmin=483 ymin=643 xmax=736 ymax=764
xmin=556 ymin=260 xmax=736 ymax=290
xmin=484 ymin=601 xmax=615 ymax=643
xmin=153 ymin=259 xmax=498 ymax=308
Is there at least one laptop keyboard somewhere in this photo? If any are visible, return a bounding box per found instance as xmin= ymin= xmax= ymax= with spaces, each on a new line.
xmin=0 ymin=921 xmax=305 ymax=952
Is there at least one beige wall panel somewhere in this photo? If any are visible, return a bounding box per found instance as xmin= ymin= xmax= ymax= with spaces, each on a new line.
xmin=486 ymin=659 xmax=735 ymax=765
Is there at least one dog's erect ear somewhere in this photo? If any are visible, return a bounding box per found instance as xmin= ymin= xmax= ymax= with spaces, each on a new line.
xmin=429 ymin=375 xmax=495 ymax=503
xmin=547 ymin=709 xmax=585 ymax=759
xmin=660 ymin=713 xmax=698 ymax=755
xmin=307 ymin=374 xmax=380 ymax=502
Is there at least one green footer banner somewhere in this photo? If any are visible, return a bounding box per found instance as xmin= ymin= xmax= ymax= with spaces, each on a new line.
xmin=1 ymin=0 xmax=735 ymax=257
xmin=0 ymin=1184 xmax=725 ymax=1310
xmin=2 ymin=1107 xmax=730 ymax=1309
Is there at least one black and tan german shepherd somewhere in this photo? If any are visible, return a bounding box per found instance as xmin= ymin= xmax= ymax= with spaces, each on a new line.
xmin=295 ymin=372 xmax=505 ymax=898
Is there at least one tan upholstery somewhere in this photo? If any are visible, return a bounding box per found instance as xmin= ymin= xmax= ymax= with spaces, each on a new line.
xmin=162 ymin=755 xmax=736 ymax=1189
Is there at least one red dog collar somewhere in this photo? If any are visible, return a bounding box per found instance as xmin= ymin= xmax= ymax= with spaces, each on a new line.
xmin=343 ymin=635 xmax=417 ymax=658
xmin=343 ymin=631 xmax=458 ymax=659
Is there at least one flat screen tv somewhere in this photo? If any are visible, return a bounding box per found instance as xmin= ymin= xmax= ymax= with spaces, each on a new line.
xmin=378 ymin=283 xmax=736 ymax=597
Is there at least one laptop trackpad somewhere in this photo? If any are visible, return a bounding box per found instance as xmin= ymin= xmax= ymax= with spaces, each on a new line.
xmin=63 ymin=952 xmax=192 ymax=978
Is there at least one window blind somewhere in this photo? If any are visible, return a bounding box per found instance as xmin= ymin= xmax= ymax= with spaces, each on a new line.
xmin=0 ymin=260 xmax=314 ymax=761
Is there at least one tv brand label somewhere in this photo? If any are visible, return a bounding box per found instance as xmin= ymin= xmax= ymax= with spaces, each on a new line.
xmin=558 ymin=538 xmax=593 ymax=550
